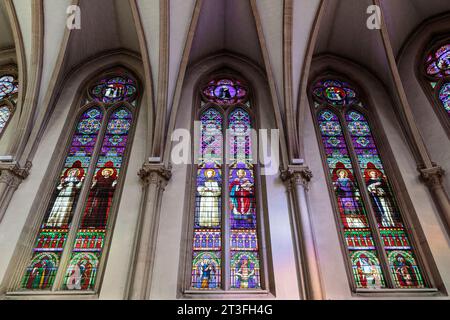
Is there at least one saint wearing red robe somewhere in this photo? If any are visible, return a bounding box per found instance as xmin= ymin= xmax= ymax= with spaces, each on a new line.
xmin=81 ymin=162 xmax=117 ymax=228
xmin=229 ymin=169 xmax=253 ymax=215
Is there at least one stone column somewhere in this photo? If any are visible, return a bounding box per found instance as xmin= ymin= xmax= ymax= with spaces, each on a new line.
xmin=420 ymin=166 xmax=450 ymax=232
xmin=280 ymin=165 xmax=323 ymax=300
xmin=0 ymin=161 xmax=31 ymax=222
xmin=128 ymin=163 xmax=171 ymax=300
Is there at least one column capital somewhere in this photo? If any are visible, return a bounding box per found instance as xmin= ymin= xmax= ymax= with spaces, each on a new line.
xmin=138 ymin=163 xmax=172 ymax=187
xmin=419 ymin=165 xmax=445 ymax=189
xmin=0 ymin=160 xmax=32 ymax=188
xmin=280 ymin=165 xmax=313 ymax=190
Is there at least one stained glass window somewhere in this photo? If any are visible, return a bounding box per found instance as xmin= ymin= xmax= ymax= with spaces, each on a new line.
xmin=192 ymin=109 xmax=223 ymax=290
xmin=21 ymin=72 xmax=138 ymax=292
xmin=0 ymin=105 xmax=12 ymax=134
xmin=0 ymin=75 xmax=18 ymax=100
xmin=90 ymin=76 xmax=137 ymax=104
xmin=423 ymin=42 xmax=450 ymax=119
xmin=191 ymin=78 xmax=262 ymax=291
xmin=0 ymin=73 xmax=18 ymax=136
xmin=312 ymin=79 xmax=427 ymax=289
xmin=202 ymin=79 xmax=248 ymax=106
xmin=425 ymin=44 xmax=450 ymax=78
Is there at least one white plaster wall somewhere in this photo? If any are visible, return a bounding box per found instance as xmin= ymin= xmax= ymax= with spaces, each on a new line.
xmin=150 ymin=54 xmax=300 ymax=299
xmin=305 ymin=56 xmax=450 ymax=299
xmin=397 ymin=16 xmax=450 ymax=193
xmin=0 ymin=53 xmax=147 ymax=299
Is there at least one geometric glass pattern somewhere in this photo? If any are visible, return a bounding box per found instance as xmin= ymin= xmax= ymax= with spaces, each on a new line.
xmin=0 ymin=73 xmax=18 ymax=136
xmin=0 ymin=105 xmax=12 ymax=134
xmin=425 ymin=44 xmax=450 ymax=78
xmin=439 ymin=82 xmax=450 ymax=117
xmin=191 ymin=79 xmax=261 ymax=291
xmin=425 ymin=43 xmax=450 ymax=119
xmin=313 ymin=79 xmax=426 ymax=289
xmin=0 ymin=75 xmax=18 ymax=100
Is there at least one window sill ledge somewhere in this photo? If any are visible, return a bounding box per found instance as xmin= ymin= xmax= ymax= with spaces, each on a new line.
xmin=4 ymin=290 xmax=98 ymax=300
xmin=354 ymin=288 xmax=442 ymax=297
xmin=181 ymin=289 xmax=274 ymax=299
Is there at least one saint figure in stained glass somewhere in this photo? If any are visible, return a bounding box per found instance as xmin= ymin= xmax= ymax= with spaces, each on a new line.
xmin=199 ymin=258 xmax=216 ymax=289
xmin=81 ymin=162 xmax=117 ymax=228
xmin=234 ymin=255 xmax=255 ymax=289
xmin=46 ymin=161 xmax=84 ymax=227
xmin=333 ymin=162 xmax=365 ymax=228
xmin=65 ymin=252 xmax=98 ymax=290
xmin=231 ymin=252 xmax=259 ymax=289
xmin=229 ymin=168 xmax=254 ymax=216
xmin=364 ymin=163 xmax=395 ymax=227
xmin=192 ymin=252 xmax=220 ymax=289
xmin=354 ymin=252 xmax=383 ymax=288
xmin=23 ymin=253 xmax=59 ymax=289
xmin=313 ymin=78 xmax=426 ymax=290
xmin=392 ymin=253 xmax=417 ymax=287
xmin=197 ymin=168 xmax=221 ymax=227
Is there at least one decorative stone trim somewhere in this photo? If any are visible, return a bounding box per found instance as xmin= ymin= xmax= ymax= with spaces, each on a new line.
xmin=419 ymin=165 xmax=445 ymax=189
xmin=0 ymin=160 xmax=32 ymax=188
xmin=138 ymin=163 xmax=172 ymax=188
xmin=280 ymin=165 xmax=313 ymax=191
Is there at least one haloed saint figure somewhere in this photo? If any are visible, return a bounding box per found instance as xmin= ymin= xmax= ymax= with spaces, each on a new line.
xmin=47 ymin=162 xmax=84 ymax=227
xmin=333 ymin=162 xmax=365 ymax=228
xmin=355 ymin=254 xmax=382 ymax=288
xmin=230 ymin=169 xmax=254 ymax=216
xmin=365 ymin=163 xmax=395 ymax=227
xmin=235 ymin=256 xmax=255 ymax=289
xmin=200 ymin=258 xmax=216 ymax=289
xmin=197 ymin=169 xmax=221 ymax=227
xmin=82 ymin=163 xmax=117 ymax=228
xmin=393 ymin=254 xmax=416 ymax=287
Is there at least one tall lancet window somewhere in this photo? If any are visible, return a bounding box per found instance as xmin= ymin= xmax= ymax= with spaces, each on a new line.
xmin=190 ymin=78 xmax=262 ymax=291
xmin=421 ymin=41 xmax=450 ymax=133
xmin=20 ymin=70 xmax=139 ymax=292
xmin=311 ymin=78 xmax=429 ymax=290
xmin=0 ymin=67 xmax=19 ymax=137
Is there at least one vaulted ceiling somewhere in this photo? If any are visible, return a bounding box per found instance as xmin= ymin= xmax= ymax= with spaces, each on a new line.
xmin=63 ymin=0 xmax=141 ymax=74
xmin=0 ymin=1 xmax=14 ymax=51
xmin=1 ymin=0 xmax=449 ymax=163
xmin=188 ymin=0 xmax=264 ymax=68
xmin=314 ymin=0 xmax=450 ymax=84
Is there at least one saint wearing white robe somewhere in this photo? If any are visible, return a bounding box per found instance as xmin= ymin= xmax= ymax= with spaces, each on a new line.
xmin=47 ymin=168 xmax=83 ymax=227
xmin=197 ymin=169 xmax=221 ymax=227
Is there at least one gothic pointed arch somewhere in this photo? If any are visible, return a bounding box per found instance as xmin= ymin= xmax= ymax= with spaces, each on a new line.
xmin=15 ymin=67 xmax=141 ymax=293
xmin=186 ymin=72 xmax=269 ymax=293
xmin=418 ymin=36 xmax=450 ymax=137
xmin=309 ymin=74 xmax=434 ymax=291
